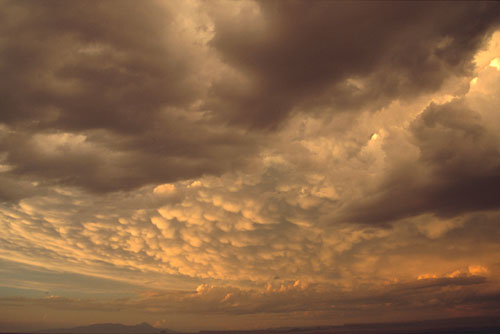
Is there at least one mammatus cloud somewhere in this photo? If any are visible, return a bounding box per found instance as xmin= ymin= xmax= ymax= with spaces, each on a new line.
xmin=1 ymin=1 xmax=500 ymax=331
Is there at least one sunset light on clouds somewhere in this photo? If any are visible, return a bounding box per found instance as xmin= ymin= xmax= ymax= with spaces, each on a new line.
xmin=1 ymin=1 xmax=500 ymax=332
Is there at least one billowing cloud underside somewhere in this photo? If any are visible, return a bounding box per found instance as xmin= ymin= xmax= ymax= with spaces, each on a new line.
xmin=1 ymin=0 xmax=500 ymax=330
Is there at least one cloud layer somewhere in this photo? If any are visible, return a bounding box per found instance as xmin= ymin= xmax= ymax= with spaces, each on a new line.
xmin=1 ymin=1 xmax=500 ymax=331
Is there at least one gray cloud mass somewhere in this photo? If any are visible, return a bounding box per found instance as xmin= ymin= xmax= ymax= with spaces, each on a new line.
xmin=1 ymin=1 xmax=500 ymax=331
xmin=1 ymin=1 xmax=500 ymax=194
xmin=209 ymin=1 xmax=500 ymax=128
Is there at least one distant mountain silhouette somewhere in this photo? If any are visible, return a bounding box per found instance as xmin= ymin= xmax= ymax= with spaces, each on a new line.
xmin=199 ymin=316 xmax=500 ymax=334
xmin=38 ymin=322 xmax=175 ymax=334
xmin=34 ymin=316 xmax=500 ymax=334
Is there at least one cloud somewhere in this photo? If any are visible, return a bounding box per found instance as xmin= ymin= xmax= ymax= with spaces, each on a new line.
xmin=1 ymin=2 xmax=500 ymax=330
xmin=1 ymin=274 xmax=498 ymax=320
xmin=341 ymin=97 xmax=500 ymax=224
xmin=0 ymin=175 xmax=40 ymax=203
xmin=207 ymin=1 xmax=500 ymax=129
xmin=1 ymin=2 xmax=499 ymax=195
xmin=1 ymin=1 xmax=196 ymax=130
xmin=0 ymin=0 xmax=261 ymax=194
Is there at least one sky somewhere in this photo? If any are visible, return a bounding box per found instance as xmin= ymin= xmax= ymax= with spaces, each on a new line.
xmin=1 ymin=1 xmax=500 ymax=332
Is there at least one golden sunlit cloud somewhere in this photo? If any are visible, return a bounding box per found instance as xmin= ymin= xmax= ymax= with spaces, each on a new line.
xmin=1 ymin=1 xmax=500 ymax=332
xmin=489 ymin=57 xmax=500 ymax=70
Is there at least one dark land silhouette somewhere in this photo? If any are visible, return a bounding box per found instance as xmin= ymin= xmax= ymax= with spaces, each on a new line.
xmin=2 ymin=316 xmax=500 ymax=334
xmin=36 ymin=323 xmax=172 ymax=334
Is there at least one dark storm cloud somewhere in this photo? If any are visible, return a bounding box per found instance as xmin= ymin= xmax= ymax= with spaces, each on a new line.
xmin=411 ymin=101 xmax=500 ymax=213
xmin=0 ymin=0 xmax=261 ymax=194
xmin=3 ymin=1 xmax=500 ymax=330
xmin=0 ymin=0 xmax=192 ymax=131
xmin=0 ymin=1 xmax=499 ymax=197
xmin=208 ymin=1 xmax=500 ymax=129
xmin=341 ymin=99 xmax=500 ymax=224
xmin=0 ymin=175 xmax=40 ymax=202
xmin=0 ymin=125 xmax=258 ymax=193
xmin=1 ymin=1 xmax=500 ymax=196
